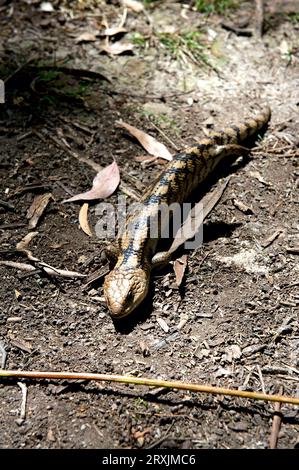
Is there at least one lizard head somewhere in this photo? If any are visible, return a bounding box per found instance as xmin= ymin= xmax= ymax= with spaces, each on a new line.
xmin=103 ymin=267 xmax=149 ymax=318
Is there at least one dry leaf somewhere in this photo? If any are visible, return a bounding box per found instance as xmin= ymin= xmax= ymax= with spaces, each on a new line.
xmin=63 ymin=160 xmax=120 ymax=203
xmin=177 ymin=313 xmax=189 ymax=330
xmin=15 ymin=289 xmax=22 ymax=300
xmin=117 ymin=120 xmax=172 ymax=161
xmin=9 ymin=336 xmax=33 ymax=353
xmin=16 ymin=232 xmax=39 ymax=251
xmin=75 ymin=32 xmax=97 ymax=43
xmin=173 ymin=254 xmax=188 ymax=287
xmin=40 ymin=1 xmax=54 ymax=12
xmin=249 ymin=170 xmax=272 ymax=186
xmin=168 ymin=178 xmax=230 ymax=255
xmin=156 ymin=317 xmax=169 ymax=333
xmin=79 ymin=203 xmax=93 ymax=237
xmin=48 ymin=242 xmax=67 ymax=249
xmin=261 ymin=228 xmax=284 ymax=248
xmin=132 ymin=428 xmax=151 ymax=439
xmin=99 ymin=27 xmax=127 ymax=37
xmin=233 ymin=198 xmax=254 ymax=214
xmin=100 ymin=42 xmax=134 ymax=55
xmin=27 ymin=193 xmax=52 ymax=229
xmin=122 ymin=0 xmax=144 ymax=12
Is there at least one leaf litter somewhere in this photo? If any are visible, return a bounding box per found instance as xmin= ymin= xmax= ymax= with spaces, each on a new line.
xmin=63 ymin=160 xmax=120 ymax=203
xmin=117 ymin=120 xmax=173 ymax=161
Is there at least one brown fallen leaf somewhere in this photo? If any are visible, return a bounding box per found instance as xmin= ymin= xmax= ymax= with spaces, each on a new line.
xmin=100 ymin=42 xmax=134 ymax=55
xmin=173 ymin=254 xmax=188 ymax=287
xmin=249 ymin=170 xmax=272 ymax=187
xmin=261 ymin=228 xmax=284 ymax=248
xmin=99 ymin=27 xmax=127 ymax=37
xmin=27 ymin=193 xmax=52 ymax=229
xmin=75 ymin=32 xmax=97 ymax=43
xmin=16 ymin=232 xmax=39 ymax=251
xmin=233 ymin=198 xmax=254 ymax=214
xmin=63 ymin=160 xmax=120 ymax=203
xmin=168 ymin=177 xmax=230 ymax=255
xmin=48 ymin=242 xmax=67 ymax=249
xmin=79 ymin=203 xmax=93 ymax=237
xmin=9 ymin=336 xmax=33 ymax=353
xmin=117 ymin=120 xmax=172 ymax=161
xmin=122 ymin=0 xmax=144 ymax=12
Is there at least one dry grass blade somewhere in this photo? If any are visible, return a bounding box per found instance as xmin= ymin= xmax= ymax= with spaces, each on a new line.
xmin=117 ymin=120 xmax=173 ymax=161
xmin=79 ymin=203 xmax=93 ymax=237
xmin=1 ymin=370 xmax=299 ymax=406
xmin=63 ymin=161 xmax=120 ymax=203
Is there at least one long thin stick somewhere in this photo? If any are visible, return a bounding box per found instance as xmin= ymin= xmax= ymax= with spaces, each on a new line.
xmin=1 ymin=370 xmax=299 ymax=406
xmin=269 ymin=386 xmax=284 ymax=448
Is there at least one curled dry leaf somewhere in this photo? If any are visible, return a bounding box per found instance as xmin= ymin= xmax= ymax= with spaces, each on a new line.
xmin=99 ymin=27 xmax=127 ymax=37
xmin=75 ymin=32 xmax=97 ymax=43
xmin=16 ymin=232 xmax=39 ymax=251
xmin=122 ymin=0 xmax=144 ymax=12
xmin=100 ymin=42 xmax=134 ymax=55
xmin=117 ymin=120 xmax=172 ymax=161
xmin=27 ymin=193 xmax=52 ymax=229
xmin=63 ymin=160 xmax=120 ymax=203
xmin=79 ymin=203 xmax=93 ymax=237
xmin=173 ymin=254 xmax=188 ymax=287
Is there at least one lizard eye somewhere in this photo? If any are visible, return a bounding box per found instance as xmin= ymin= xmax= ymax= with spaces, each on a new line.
xmin=126 ymin=291 xmax=134 ymax=304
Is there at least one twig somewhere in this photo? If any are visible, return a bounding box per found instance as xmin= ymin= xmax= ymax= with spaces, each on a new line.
xmin=0 ymin=200 xmax=15 ymax=211
xmin=146 ymin=421 xmax=174 ymax=449
xmin=0 ymin=261 xmax=86 ymax=279
xmin=1 ymin=369 xmax=299 ymax=406
xmin=0 ymin=342 xmax=7 ymax=369
xmin=148 ymin=119 xmax=179 ymax=152
xmin=17 ymin=382 xmax=28 ymax=423
xmin=255 ymin=0 xmax=264 ymax=38
xmin=269 ymin=386 xmax=284 ymax=449
xmin=256 ymin=365 xmax=266 ymax=394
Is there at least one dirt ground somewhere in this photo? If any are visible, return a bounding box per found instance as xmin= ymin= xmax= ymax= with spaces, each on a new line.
xmin=0 ymin=0 xmax=298 ymax=449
